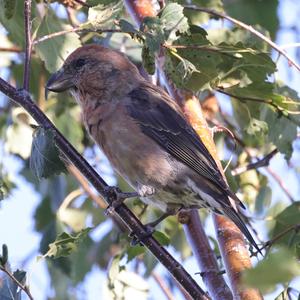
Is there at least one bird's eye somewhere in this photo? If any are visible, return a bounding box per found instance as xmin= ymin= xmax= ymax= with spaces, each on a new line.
xmin=74 ymin=58 xmax=86 ymax=69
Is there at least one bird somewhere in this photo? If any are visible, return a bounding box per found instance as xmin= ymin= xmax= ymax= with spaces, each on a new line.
xmin=46 ymin=44 xmax=260 ymax=252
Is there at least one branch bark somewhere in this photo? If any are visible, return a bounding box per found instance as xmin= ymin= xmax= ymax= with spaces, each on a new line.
xmin=183 ymin=95 xmax=262 ymax=299
xmin=23 ymin=0 xmax=32 ymax=90
xmin=0 ymin=79 xmax=209 ymax=300
xmin=180 ymin=209 xmax=233 ymax=300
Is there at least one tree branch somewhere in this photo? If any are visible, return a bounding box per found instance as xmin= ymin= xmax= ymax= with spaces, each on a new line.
xmin=184 ymin=5 xmax=300 ymax=72
xmin=216 ymin=88 xmax=300 ymax=119
xmin=179 ymin=209 xmax=233 ymax=300
xmin=183 ymin=95 xmax=262 ymax=299
xmin=152 ymin=272 xmax=176 ymax=300
xmin=0 ymin=265 xmax=34 ymax=300
xmin=0 ymin=47 xmax=23 ymax=53
xmin=0 ymin=79 xmax=209 ymax=300
xmin=252 ymin=223 xmax=300 ymax=257
xmin=232 ymin=149 xmax=278 ymax=176
xmin=266 ymin=167 xmax=296 ymax=203
xmin=23 ymin=0 xmax=32 ymax=90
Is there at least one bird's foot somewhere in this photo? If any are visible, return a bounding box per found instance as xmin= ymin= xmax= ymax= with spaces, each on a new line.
xmin=129 ymin=210 xmax=175 ymax=246
xmin=104 ymin=186 xmax=138 ymax=215
xmin=137 ymin=184 xmax=156 ymax=197
xmin=129 ymin=224 xmax=155 ymax=246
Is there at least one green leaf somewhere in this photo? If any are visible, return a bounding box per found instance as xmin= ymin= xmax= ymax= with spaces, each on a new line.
xmin=5 ymin=108 xmax=34 ymax=159
xmin=3 ymin=0 xmax=16 ymax=19
xmin=255 ymin=186 xmax=272 ymax=215
xmin=208 ymin=26 xmax=271 ymax=52
xmin=226 ymin=82 xmax=298 ymax=158
xmin=107 ymin=254 xmax=122 ymax=289
xmin=153 ymin=231 xmax=170 ymax=246
xmin=224 ymin=0 xmax=279 ymax=39
xmin=0 ymin=0 xmax=31 ymax=47
xmin=118 ymin=19 xmax=142 ymax=40
xmin=272 ymin=202 xmax=300 ymax=253
xmin=159 ymin=3 xmax=189 ymax=42
xmin=0 ymin=175 xmax=16 ymax=201
xmin=54 ymin=106 xmax=84 ymax=152
xmin=30 ymin=127 xmax=67 ymax=179
xmin=12 ymin=270 xmax=26 ymax=286
xmin=242 ymin=247 xmax=300 ymax=293
xmin=35 ymin=9 xmax=81 ymax=72
xmin=84 ymin=0 xmax=123 ymax=30
xmin=142 ymin=17 xmax=165 ymax=53
xmin=141 ymin=3 xmax=189 ymax=54
xmin=57 ymin=207 xmax=88 ymax=232
xmin=34 ymin=196 xmax=56 ymax=232
xmin=142 ymin=46 xmax=155 ymax=75
xmin=246 ymin=118 xmax=268 ymax=136
xmin=44 ymin=228 xmax=92 ymax=259
xmin=263 ymin=107 xmax=297 ymax=160
xmin=126 ymin=245 xmax=145 ymax=263
xmin=143 ymin=251 xmax=158 ymax=277
xmin=0 ymin=244 xmax=8 ymax=266
xmin=182 ymin=0 xmax=224 ymax=24
xmin=70 ymin=235 xmax=94 ymax=284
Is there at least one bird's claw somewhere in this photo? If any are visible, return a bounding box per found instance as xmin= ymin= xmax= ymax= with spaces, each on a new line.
xmin=104 ymin=186 xmax=138 ymax=215
xmin=137 ymin=184 xmax=155 ymax=197
xmin=129 ymin=225 xmax=155 ymax=246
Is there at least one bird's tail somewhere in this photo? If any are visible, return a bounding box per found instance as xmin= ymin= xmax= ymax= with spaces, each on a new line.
xmin=221 ymin=205 xmax=262 ymax=255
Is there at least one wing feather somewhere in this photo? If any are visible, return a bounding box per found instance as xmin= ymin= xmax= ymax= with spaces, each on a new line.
xmin=127 ymin=83 xmax=231 ymax=196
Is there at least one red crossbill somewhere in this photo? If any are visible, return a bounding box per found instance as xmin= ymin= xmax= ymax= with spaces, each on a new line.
xmin=46 ymin=44 xmax=259 ymax=251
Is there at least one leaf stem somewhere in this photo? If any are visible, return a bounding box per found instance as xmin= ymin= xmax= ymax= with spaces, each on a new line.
xmin=32 ymin=28 xmax=123 ymax=45
xmin=184 ymin=5 xmax=300 ymax=72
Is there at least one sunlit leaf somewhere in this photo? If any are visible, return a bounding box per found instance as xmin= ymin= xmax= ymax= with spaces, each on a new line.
xmin=84 ymin=0 xmax=123 ymax=30
xmin=182 ymin=0 xmax=224 ymax=24
xmin=30 ymin=127 xmax=67 ymax=179
xmin=35 ymin=9 xmax=81 ymax=72
xmin=44 ymin=228 xmax=92 ymax=258
xmin=126 ymin=245 xmax=145 ymax=263
xmin=272 ymin=202 xmax=300 ymax=253
xmin=242 ymin=247 xmax=300 ymax=293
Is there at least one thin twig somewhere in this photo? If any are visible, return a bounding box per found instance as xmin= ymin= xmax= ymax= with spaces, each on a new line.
xmin=216 ymin=87 xmax=300 ymax=117
xmin=266 ymin=167 xmax=295 ymax=203
xmin=0 ymin=47 xmax=23 ymax=53
xmin=232 ymin=149 xmax=278 ymax=176
xmin=152 ymin=272 xmax=176 ymax=300
xmin=23 ymin=0 xmax=33 ymax=90
xmin=163 ymin=43 xmax=237 ymax=59
xmin=67 ymin=164 xmax=107 ymax=209
xmin=0 ymin=266 xmax=34 ymax=300
xmin=180 ymin=209 xmax=233 ymax=300
xmin=184 ymin=5 xmax=300 ymax=72
xmin=251 ymin=224 xmax=300 ymax=256
xmin=33 ymin=28 xmax=123 ymax=45
xmin=73 ymin=0 xmax=90 ymax=7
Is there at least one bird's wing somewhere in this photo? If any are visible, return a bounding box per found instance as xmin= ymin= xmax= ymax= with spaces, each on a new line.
xmin=126 ymin=82 xmax=242 ymax=206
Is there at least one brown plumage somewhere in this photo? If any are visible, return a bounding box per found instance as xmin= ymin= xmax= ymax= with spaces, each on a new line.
xmin=46 ymin=44 xmax=259 ymax=252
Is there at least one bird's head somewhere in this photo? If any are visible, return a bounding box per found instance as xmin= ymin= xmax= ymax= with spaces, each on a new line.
xmin=46 ymin=44 xmax=142 ymax=103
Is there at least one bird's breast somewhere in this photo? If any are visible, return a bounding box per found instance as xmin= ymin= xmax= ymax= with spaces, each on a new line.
xmin=83 ymin=101 xmax=179 ymax=190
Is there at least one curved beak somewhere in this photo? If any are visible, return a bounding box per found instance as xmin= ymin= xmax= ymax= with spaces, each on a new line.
xmin=45 ymin=68 xmax=74 ymax=99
